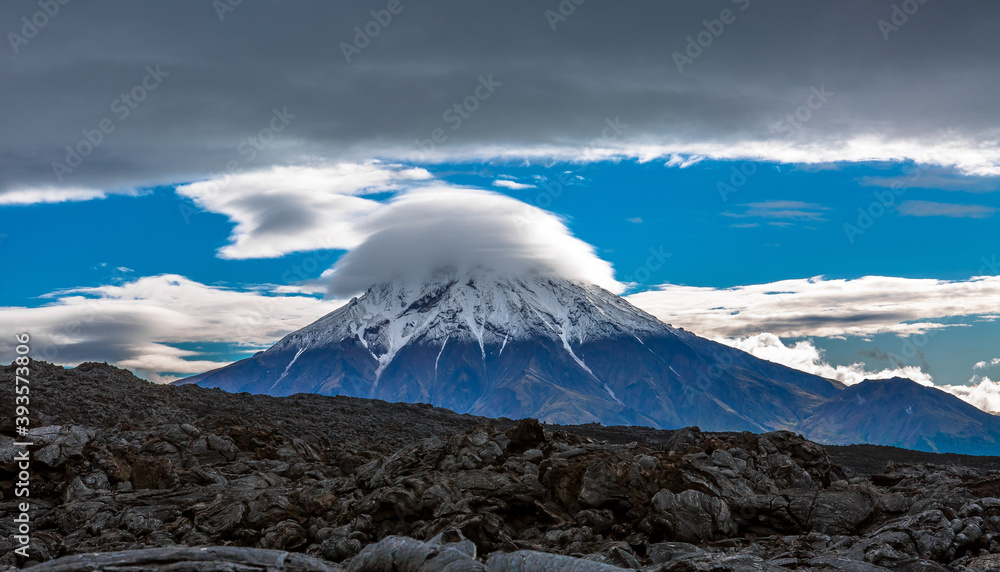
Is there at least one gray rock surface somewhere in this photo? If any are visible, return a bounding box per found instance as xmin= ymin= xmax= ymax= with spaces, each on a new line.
xmin=5 ymin=361 xmax=1000 ymax=571
xmin=18 ymin=546 xmax=343 ymax=571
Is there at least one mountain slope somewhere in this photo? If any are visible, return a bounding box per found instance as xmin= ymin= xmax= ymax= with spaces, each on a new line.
xmin=800 ymin=377 xmax=1000 ymax=455
xmin=181 ymin=268 xmax=844 ymax=432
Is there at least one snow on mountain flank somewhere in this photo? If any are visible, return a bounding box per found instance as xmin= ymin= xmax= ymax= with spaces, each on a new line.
xmin=269 ymin=347 xmax=305 ymax=392
xmin=274 ymin=267 xmax=672 ymax=367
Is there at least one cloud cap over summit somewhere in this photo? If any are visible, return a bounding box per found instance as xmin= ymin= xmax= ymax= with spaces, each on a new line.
xmin=319 ymin=186 xmax=621 ymax=296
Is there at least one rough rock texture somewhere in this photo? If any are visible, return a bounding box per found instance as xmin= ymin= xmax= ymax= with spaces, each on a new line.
xmin=20 ymin=546 xmax=344 ymax=572
xmin=5 ymin=362 xmax=1000 ymax=571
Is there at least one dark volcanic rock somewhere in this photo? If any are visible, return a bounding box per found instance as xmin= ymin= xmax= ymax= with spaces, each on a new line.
xmin=20 ymin=546 xmax=344 ymax=572
xmin=5 ymin=361 xmax=1000 ymax=571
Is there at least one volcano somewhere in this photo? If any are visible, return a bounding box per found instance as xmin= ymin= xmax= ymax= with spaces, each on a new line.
xmin=179 ymin=268 xmax=1000 ymax=453
xmin=181 ymin=268 xmax=845 ymax=432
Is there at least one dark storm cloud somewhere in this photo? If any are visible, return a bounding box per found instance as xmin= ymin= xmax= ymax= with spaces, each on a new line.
xmin=2 ymin=0 xmax=999 ymax=200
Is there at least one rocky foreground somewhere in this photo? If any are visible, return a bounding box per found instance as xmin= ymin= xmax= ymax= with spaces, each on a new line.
xmin=5 ymin=364 xmax=1000 ymax=570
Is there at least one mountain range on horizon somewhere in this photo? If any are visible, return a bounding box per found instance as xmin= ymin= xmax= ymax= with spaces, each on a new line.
xmin=178 ymin=267 xmax=1000 ymax=455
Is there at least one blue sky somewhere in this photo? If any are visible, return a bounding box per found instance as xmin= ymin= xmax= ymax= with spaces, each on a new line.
xmin=6 ymin=159 xmax=997 ymax=304
xmin=3 ymin=158 xmax=998 ymax=389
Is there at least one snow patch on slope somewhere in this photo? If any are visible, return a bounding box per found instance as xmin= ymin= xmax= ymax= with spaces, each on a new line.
xmin=435 ymin=337 xmax=449 ymax=375
xmin=270 ymin=347 xmax=305 ymax=392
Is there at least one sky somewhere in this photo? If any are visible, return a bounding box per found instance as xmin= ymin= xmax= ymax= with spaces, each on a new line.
xmin=2 ymin=1 xmax=999 ymax=409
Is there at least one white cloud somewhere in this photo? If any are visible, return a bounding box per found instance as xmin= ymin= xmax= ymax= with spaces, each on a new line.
xmin=174 ymin=163 xmax=433 ymax=259
xmin=493 ymin=179 xmax=536 ymax=190
xmin=320 ymin=186 xmax=622 ymax=296
xmin=974 ymin=358 xmax=1000 ymax=370
xmin=628 ymin=275 xmax=1000 ymax=339
xmin=724 ymin=201 xmax=830 ymax=222
xmin=14 ymin=136 xmax=1000 ymax=208
xmin=859 ymin=172 xmax=1000 ymax=193
xmin=400 ymin=135 xmax=1000 ymax=177
xmin=178 ymin=163 xmax=622 ymax=296
xmin=718 ymin=333 xmax=934 ymax=387
xmin=664 ymin=154 xmax=705 ymax=169
xmin=0 ymin=275 xmax=345 ymax=382
xmin=939 ymin=377 xmax=1000 ymax=414
xmin=8 ymin=136 xmax=1000 ymax=208
xmin=898 ymin=200 xmax=997 ymax=219
xmin=0 ymin=187 xmax=108 ymax=205
xmin=718 ymin=333 xmax=1000 ymax=414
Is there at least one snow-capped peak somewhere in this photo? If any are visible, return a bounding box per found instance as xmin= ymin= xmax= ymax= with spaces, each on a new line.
xmin=274 ymin=267 xmax=672 ymax=374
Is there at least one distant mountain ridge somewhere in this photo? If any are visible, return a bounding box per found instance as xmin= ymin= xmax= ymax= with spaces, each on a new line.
xmin=801 ymin=377 xmax=1000 ymax=455
xmin=179 ymin=268 xmax=1000 ymax=455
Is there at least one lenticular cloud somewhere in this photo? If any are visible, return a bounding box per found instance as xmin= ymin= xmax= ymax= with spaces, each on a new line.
xmin=175 ymin=163 xmax=622 ymax=295
xmin=319 ymin=186 xmax=622 ymax=297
